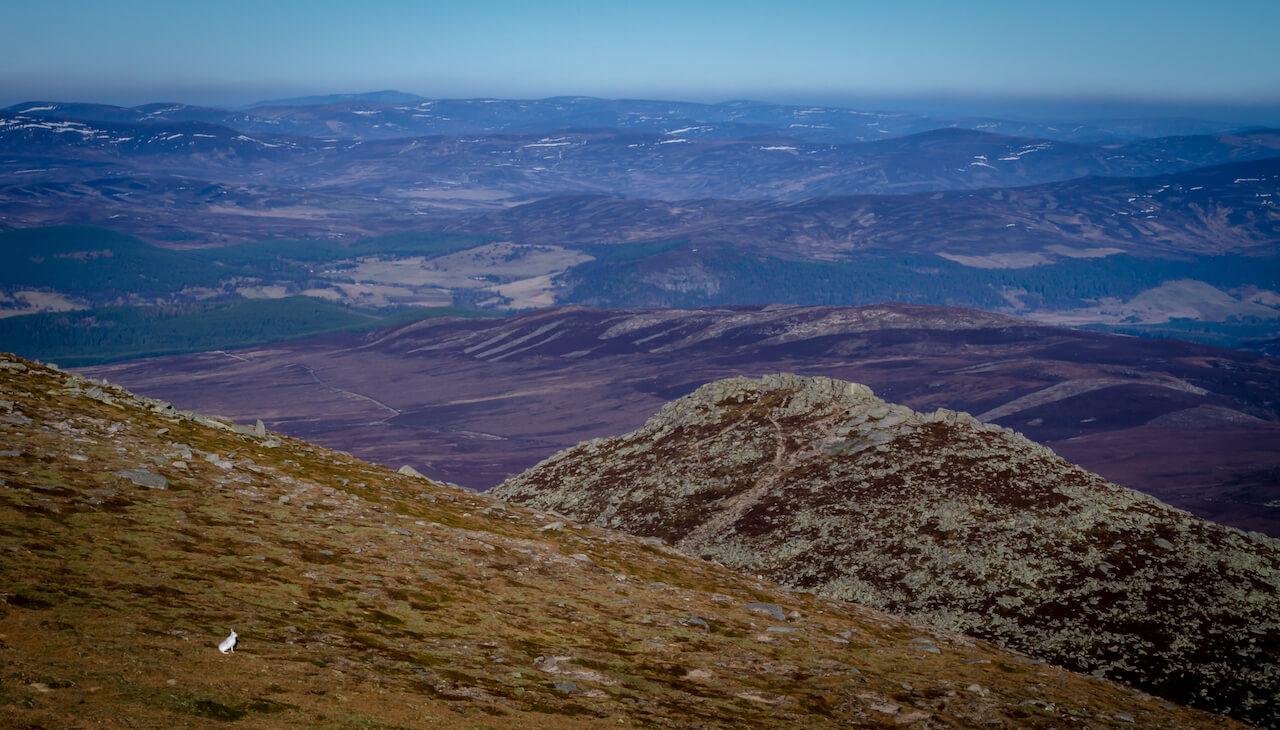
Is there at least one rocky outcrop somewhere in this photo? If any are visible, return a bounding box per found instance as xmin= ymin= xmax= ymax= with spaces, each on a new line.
xmin=496 ymin=373 xmax=1280 ymax=726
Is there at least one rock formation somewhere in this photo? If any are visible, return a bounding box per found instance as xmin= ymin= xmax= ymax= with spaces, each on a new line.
xmin=496 ymin=373 xmax=1280 ymax=726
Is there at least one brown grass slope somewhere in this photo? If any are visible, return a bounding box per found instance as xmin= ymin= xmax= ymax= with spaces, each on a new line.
xmin=495 ymin=374 xmax=1280 ymax=727
xmin=0 ymin=356 xmax=1239 ymax=728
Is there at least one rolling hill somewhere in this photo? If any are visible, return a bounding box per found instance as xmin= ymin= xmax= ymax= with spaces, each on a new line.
xmin=80 ymin=305 xmax=1280 ymax=536
xmin=6 ymin=95 xmax=1244 ymax=144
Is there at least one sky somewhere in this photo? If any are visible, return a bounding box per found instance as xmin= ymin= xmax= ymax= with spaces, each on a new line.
xmin=3 ymin=0 xmax=1279 ymax=122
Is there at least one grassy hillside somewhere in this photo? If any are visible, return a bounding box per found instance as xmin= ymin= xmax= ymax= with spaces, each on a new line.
xmin=0 ymin=355 xmax=1240 ymax=728
xmin=0 ymin=297 xmax=494 ymax=366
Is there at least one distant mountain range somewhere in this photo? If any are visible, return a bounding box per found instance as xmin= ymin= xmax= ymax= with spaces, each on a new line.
xmin=2 ymin=94 xmax=1247 ymax=144
xmin=448 ymin=157 xmax=1280 ymax=257
xmin=249 ymin=89 xmax=428 ymax=107
xmin=0 ymin=93 xmax=1277 ymax=350
xmin=3 ymin=108 xmax=1276 ymax=202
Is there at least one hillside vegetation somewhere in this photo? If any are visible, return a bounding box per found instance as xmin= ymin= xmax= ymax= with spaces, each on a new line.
xmin=0 ymin=355 xmax=1244 ymax=727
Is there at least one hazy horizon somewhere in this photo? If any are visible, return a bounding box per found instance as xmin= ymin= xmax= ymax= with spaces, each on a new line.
xmin=4 ymin=0 xmax=1279 ymax=124
xmin=4 ymin=87 xmax=1280 ymax=128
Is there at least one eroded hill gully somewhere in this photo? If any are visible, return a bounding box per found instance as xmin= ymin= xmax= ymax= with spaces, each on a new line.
xmin=678 ymin=396 xmax=851 ymax=552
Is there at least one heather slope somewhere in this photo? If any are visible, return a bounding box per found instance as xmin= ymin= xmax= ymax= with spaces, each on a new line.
xmin=83 ymin=304 xmax=1280 ymax=535
xmin=0 ymin=355 xmax=1237 ymax=728
xmin=495 ymin=374 xmax=1280 ymax=726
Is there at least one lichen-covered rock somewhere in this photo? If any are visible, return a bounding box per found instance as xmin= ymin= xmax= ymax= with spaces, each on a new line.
xmin=396 ymin=464 xmax=428 ymax=479
xmin=113 ymin=468 xmax=168 ymax=490
xmin=496 ymin=373 xmax=1280 ymax=727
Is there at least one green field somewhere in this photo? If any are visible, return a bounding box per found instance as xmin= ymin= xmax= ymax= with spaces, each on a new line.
xmin=0 ymin=297 xmax=499 ymax=367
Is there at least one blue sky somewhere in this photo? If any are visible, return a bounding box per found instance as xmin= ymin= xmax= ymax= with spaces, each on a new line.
xmin=3 ymin=1 xmax=1278 ymax=120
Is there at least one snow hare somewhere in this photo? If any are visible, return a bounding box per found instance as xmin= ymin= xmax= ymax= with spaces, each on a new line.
xmin=218 ymin=629 xmax=237 ymax=654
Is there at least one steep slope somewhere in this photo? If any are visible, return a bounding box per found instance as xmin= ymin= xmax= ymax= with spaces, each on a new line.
xmin=495 ymin=374 xmax=1280 ymax=726
xmin=0 ymin=355 xmax=1236 ymax=727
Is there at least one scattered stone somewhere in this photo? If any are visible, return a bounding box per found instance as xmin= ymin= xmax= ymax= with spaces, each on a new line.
xmin=909 ymin=637 xmax=941 ymax=654
xmin=113 ymin=469 xmax=168 ymax=490
xmin=736 ymin=691 xmax=782 ymax=705
xmin=397 ymin=464 xmax=428 ymax=479
xmin=868 ymin=701 xmax=900 ymax=715
xmin=684 ymin=668 xmax=713 ymax=681
xmin=203 ymin=453 xmax=233 ymax=470
xmin=683 ymin=615 xmax=710 ymax=630
xmin=744 ymin=602 xmax=786 ymax=621
xmin=533 ymin=655 xmax=613 ymax=685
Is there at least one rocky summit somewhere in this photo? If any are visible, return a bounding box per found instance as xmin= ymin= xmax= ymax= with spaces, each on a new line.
xmin=495 ymin=373 xmax=1280 ymax=727
xmin=2 ymin=354 xmax=1247 ymax=728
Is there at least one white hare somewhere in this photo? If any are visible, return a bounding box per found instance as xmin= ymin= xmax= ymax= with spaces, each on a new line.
xmin=218 ymin=629 xmax=238 ymax=654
